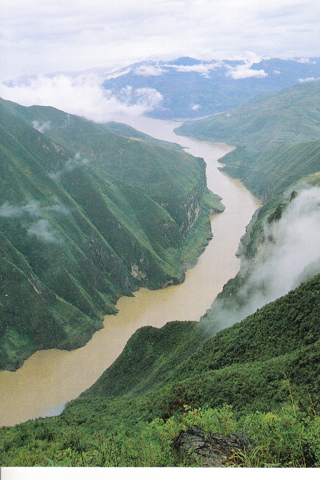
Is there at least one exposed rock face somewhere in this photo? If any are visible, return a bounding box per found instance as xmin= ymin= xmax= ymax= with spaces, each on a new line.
xmin=173 ymin=426 xmax=252 ymax=467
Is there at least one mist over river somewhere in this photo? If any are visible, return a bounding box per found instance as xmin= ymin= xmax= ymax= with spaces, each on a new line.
xmin=0 ymin=118 xmax=260 ymax=427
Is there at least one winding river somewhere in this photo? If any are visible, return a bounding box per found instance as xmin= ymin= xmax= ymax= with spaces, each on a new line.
xmin=0 ymin=118 xmax=260 ymax=427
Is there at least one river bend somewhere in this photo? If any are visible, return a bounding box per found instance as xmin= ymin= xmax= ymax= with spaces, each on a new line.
xmin=0 ymin=118 xmax=260 ymax=427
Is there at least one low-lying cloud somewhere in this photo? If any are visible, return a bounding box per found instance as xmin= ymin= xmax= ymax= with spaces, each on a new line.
xmin=27 ymin=219 xmax=57 ymax=243
xmin=226 ymin=61 xmax=267 ymax=80
xmin=0 ymin=73 xmax=163 ymax=123
xmin=167 ymin=62 xmax=221 ymax=78
xmin=208 ymin=186 xmax=320 ymax=332
xmin=299 ymin=77 xmax=320 ymax=83
xmin=0 ymin=200 xmax=42 ymax=218
xmin=134 ymin=65 xmax=165 ymax=76
xmin=32 ymin=120 xmax=51 ymax=133
xmin=0 ymin=199 xmax=69 ymax=243
xmin=49 ymin=152 xmax=89 ymax=182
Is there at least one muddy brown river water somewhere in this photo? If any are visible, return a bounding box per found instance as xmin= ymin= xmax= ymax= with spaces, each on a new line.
xmin=0 ymin=118 xmax=260 ymax=427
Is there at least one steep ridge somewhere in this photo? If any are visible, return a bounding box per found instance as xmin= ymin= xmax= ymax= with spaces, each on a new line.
xmin=2 ymin=77 xmax=320 ymax=467
xmin=217 ymin=141 xmax=320 ymax=201
xmin=176 ymin=80 xmax=320 ymax=150
xmin=1 ymin=270 xmax=320 ymax=466
xmin=78 ymin=271 xmax=320 ymax=408
xmin=175 ymin=79 xmax=320 ymax=328
xmin=0 ymin=98 xmax=221 ymax=370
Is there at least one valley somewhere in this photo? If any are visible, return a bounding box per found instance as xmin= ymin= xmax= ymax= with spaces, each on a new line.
xmin=1 ymin=74 xmax=320 ymax=469
xmin=0 ymin=117 xmax=260 ymax=427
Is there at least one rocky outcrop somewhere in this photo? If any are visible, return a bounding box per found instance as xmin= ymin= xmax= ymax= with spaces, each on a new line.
xmin=173 ymin=426 xmax=252 ymax=467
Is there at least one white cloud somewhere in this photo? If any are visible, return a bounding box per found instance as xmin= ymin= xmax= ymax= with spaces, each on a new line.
xmin=49 ymin=153 xmax=90 ymax=182
xmin=0 ymin=199 xmax=69 ymax=243
xmin=106 ymin=67 xmax=132 ymax=80
xmin=0 ymin=73 xmax=163 ymax=123
xmin=135 ymin=87 xmax=163 ymax=108
xmin=27 ymin=219 xmax=58 ymax=243
xmin=0 ymin=200 xmax=41 ymax=218
xmin=299 ymin=77 xmax=320 ymax=83
xmin=225 ymin=54 xmax=268 ymax=79
xmin=32 ymin=120 xmax=51 ymax=133
xmin=167 ymin=62 xmax=221 ymax=78
xmin=227 ymin=66 xmax=267 ymax=80
xmin=1 ymin=0 xmax=319 ymax=80
xmin=134 ymin=65 xmax=165 ymax=76
xmin=296 ymin=58 xmax=317 ymax=64
xmin=209 ymin=185 xmax=320 ymax=332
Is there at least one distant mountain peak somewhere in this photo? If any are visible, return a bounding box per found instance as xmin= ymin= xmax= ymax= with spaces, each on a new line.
xmin=166 ymin=57 xmax=203 ymax=66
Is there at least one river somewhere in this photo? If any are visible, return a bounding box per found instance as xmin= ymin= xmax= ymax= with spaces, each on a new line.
xmin=0 ymin=118 xmax=260 ymax=427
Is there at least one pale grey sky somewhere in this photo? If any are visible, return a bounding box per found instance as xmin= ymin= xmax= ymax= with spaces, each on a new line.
xmin=1 ymin=0 xmax=319 ymax=79
xmin=0 ymin=0 xmax=319 ymax=121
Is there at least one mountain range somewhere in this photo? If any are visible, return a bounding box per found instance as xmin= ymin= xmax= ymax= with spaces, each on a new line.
xmin=0 ymin=98 xmax=221 ymax=370
xmin=102 ymin=56 xmax=320 ymax=119
xmin=1 ymin=58 xmax=320 ymax=467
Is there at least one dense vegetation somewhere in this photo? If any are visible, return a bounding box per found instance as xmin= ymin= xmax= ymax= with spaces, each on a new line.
xmin=217 ymin=141 xmax=320 ymax=201
xmin=1 ymin=272 xmax=320 ymax=467
xmin=176 ymin=80 xmax=320 ymax=150
xmin=1 ymin=77 xmax=320 ymax=467
xmin=0 ymin=98 xmax=222 ymax=370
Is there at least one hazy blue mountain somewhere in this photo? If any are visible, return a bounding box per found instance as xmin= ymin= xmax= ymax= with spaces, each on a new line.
xmin=103 ymin=56 xmax=320 ymax=119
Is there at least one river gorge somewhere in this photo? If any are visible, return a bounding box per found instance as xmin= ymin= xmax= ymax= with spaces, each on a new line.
xmin=0 ymin=118 xmax=260 ymax=427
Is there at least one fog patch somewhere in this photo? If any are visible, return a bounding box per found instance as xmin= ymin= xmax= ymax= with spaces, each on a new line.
xmin=32 ymin=120 xmax=51 ymax=133
xmin=27 ymin=219 xmax=58 ymax=243
xmin=299 ymin=77 xmax=320 ymax=83
xmin=207 ymin=186 xmax=320 ymax=333
xmin=166 ymin=62 xmax=221 ymax=78
xmin=134 ymin=64 xmax=165 ymax=76
xmin=106 ymin=67 xmax=132 ymax=80
xmin=135 ymin=87 xmax=163 ymax=109
xmin=0 ymin=199 xmax=69 ymax=244
xmin=225 ymin=53 xmax=267 ymax=80
xmin=49 ymin=152 xmax=89 ymax=182
xmin=226 ymin=64 xmax=267 ymax=80
xmin=0 ymin=200 xmax=41 ymax=218
xmin=0 ymin=73 xmax=163 ymax=123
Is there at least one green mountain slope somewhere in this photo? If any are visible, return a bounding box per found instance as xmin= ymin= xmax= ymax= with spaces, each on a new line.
xmin=176 ymin=80 xmax=320 ymax=150
xmin=218 ymin=141 xmax=320 ymax=201
xmin=0 ymin=98 xmax=221 ymax=370
xmin=1 ymin=271 xmax=320 ymax=467
xmin=2 ymin=78 xmax=320 ymax=468
xmin=80 ymin=271 xmax=320 ymax=410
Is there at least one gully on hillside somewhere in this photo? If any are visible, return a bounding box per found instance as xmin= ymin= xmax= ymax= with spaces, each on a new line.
xmin=0 ymin=117 xmax=260 ymax=427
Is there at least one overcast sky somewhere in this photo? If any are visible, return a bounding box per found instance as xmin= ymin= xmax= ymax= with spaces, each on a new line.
xmin=1 ymin=0 xmax=320 ymax=79
xmin=0 ymin=0 xmax=319 ymax=120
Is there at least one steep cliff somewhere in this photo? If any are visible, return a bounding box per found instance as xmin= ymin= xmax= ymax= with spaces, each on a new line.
xmin=0 ymin=98 xmax=221 ymax=370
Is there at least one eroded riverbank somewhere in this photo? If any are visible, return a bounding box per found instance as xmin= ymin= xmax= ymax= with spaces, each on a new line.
xmin=0 ymin=118 xmax=260 ymax=427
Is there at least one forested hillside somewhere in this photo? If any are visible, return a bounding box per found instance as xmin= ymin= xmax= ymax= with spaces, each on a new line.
xmin=0 ymin=98 xmax=222 ymax=370
xmin=1 ymin=77 xmax=320 ymax=468
xmin=176 ymin=80 xmax=320 ymax=150
xmin=217 ymin=141 xmax=320 ymax=200
xmin=1 ymin=271 xmax=320 ymax=467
